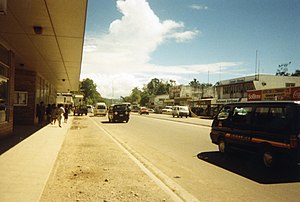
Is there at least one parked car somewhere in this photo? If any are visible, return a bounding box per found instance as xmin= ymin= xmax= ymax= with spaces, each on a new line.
xmin=139 ymin=107 xmax=149 ymax=115
xmin=172 ymin=106 xmax=189 ymax=118
xmin=210 ymin=101 xmax=300 ymax=167
xmin=108 ymin=103 xmax=131 ymax=123
xmin=87 ymin=105 xmax=94 ymax=113
xmin=148 ymin=109 xmax=155 ymax=113
xmin=94 ymin=102 xmax=107 ymax=116
xmin=161 ymin=106 xmax=173 ymax=114
xmin=74 ymin=105 xmax=88 ymax=116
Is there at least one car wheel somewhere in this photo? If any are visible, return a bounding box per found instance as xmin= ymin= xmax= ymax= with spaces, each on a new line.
xmin=126 ymin=119 xmax=129 ymax=123
xmin=172 ymin=114 xmax=175 ymax=117
xmin=262 ymin=149 xmax=274 ymax=168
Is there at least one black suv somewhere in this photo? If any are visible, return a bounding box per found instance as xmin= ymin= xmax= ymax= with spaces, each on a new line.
xmin=108 ymin=104 xmax=130 ymax=123
xmin=210 ymin=101 xmax=300 ymax=167
xmin=74 ymin=105 xmax=88 ymax=116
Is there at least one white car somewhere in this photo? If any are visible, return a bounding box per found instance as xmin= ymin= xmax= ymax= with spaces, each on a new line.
xmin=172 ymin=106 xmax=189 ymax=118
xmin=161 ymin=106 xmax=173 ymax=115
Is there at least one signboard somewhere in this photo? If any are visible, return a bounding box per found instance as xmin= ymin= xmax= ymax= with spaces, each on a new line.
xmin=216 ymin=98 xmax=240 ymax=104
xmin=291 ymin=87 xmax=300 ymax=100
xmin=247 ymin=90 xmax=262 ymax=101
xmin=247 ymin=86 xmax=300 ymax=101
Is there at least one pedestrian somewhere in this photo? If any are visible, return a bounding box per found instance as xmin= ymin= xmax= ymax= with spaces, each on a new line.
xmin=57 ymin=104 xmax=65 ymax=127
xmin=64 ymin=106 xmax=69 ymax=123
xmin=46 ymin=104 xmax=52 ymax=123
xmin=51 ymin=104 xmax=57 ymax=125
xmin=36 ymin=101 xmax=45 ymax=125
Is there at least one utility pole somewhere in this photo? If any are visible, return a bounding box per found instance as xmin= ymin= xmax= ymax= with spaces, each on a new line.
xmin=219 ymin=66 xmax=221 ymax=82
xmin=255 ymin=50 xmax=258 ymax=80
xmin=208 ymin=68 xmax=210 ymax=84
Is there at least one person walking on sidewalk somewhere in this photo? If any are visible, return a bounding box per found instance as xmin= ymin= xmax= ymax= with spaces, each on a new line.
xmin=36 ymin=101 xmax=45 ymax=126
xmin=51 ymin=104 xmax=57 ymax=124
xmin=46 ymin=104 xmax=52 ymax=123
xmin=57 ymin=104 xmax=65 ymax=128
xmin=63 ymin=106 xmax=69 ymax=123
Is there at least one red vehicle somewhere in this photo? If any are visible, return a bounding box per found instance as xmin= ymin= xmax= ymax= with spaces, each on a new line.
xmin=139 ymin=107 xmax=149 ymax=115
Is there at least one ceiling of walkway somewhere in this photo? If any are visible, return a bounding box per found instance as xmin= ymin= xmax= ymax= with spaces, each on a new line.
xmin=0 ymin=0 xmax=88 ymax=92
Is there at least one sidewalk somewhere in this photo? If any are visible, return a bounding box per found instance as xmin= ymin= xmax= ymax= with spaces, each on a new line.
xmin=0 ymin=118 xmax=72 ymax=202
xmin=0 ymin=116 xmax=175 ymax=201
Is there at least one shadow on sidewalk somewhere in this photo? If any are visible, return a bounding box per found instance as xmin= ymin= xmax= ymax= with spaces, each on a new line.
xmin=0 ymin=124 xmax=45 ymax=155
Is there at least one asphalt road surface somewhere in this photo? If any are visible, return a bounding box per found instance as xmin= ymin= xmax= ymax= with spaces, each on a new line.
xmin=92 ymin=113 xmax=300 ymax=202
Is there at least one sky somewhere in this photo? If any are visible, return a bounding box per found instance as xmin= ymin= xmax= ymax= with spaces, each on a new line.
xmin=80 ymin=0 xmax=300 ymax=99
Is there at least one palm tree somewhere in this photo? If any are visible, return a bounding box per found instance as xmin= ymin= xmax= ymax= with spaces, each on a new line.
xmin=189 ymin=78 xmax=201 ymax=88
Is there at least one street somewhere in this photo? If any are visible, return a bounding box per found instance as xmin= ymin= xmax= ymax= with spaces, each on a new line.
xmin=91 ymin=113 xmax=300 ymax=202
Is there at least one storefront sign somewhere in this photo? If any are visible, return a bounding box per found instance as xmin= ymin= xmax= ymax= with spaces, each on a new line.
xmin=291 ymin=87 xmax=300 ymax=100
xmin=247 ymin=86 xmax=300 ymax=101
xmin=247 ymin=90 xmax=262 ymax=101
xmin=216 ymin=98 xmax=240 ymax=104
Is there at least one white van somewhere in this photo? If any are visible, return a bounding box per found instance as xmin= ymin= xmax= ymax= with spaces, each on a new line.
xmin=172 ymin=106 xmax=189 ymax=118
xmin=94 ymin=102 xmax=107 ymax=116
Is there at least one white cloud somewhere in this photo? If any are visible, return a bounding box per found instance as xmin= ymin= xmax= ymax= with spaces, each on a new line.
xmin=189 ymin=4 xmax=208 ymax=10
xmin=81 ymin=0 xmax=240 ymax=98
xmin=170 ymin=30 xmax=200 ymax=42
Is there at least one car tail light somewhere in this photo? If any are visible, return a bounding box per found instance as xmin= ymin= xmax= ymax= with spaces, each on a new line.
xmin=290 ymin=135 xmax=298 ymax=148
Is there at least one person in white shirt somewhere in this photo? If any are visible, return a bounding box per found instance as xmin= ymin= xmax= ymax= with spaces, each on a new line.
xmin=57 ymin=104 xmax=65 ymax=128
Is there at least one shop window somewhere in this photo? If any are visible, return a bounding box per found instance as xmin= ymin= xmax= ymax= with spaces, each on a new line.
xmin=14 ymin=91 xmax=28 ymax=106
xmin=0 ymin=44 xmax=9 ymax=66
xmin=286 ymin=83 xmax=295 ymax=87
xmin=0 ymin=77 xmax=8 ymax=122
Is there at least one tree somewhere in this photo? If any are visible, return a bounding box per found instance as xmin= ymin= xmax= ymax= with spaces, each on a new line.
xmin=140 ymin=91 xmax=150 ymax=106
xmin=130 ymin=87 xmax=142 ymax=104
xmin=79 ymin=78 xmax=102 ymax=105
xmin=189 ymin=79 xmax=212 ymax=88
xmin=147 ymin=78 xmax=160 ymax=95
xmin=146 ymin=78 xmax=170 ymax=95
xmin=189 ymin=78 xmax=201 ymax=88
xmin=291 ymin=69 xmax=300 ymax=76
xmin=276 ymin=63 xmax=291 ymax=76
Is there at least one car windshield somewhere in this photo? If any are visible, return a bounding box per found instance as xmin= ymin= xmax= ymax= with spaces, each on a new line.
xmin=114 ymin=105 xmax=127 ymax=110
xmin=97 ymin=105 xmax=106 ymax=109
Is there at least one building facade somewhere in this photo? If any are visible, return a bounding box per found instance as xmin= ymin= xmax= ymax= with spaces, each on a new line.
xmin=0 ymin=0 xmax=87 ymax=138
xmin=216 ymin=75 xmax=300 ymax=104
xmin=148 ymin=94 xmax=170 ymax=112
xmin=169 ymin=85 xmax=216 ymax=106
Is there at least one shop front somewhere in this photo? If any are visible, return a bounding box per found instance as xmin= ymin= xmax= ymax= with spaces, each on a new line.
xmin=0 ymin=44 xmax=14 ymax=138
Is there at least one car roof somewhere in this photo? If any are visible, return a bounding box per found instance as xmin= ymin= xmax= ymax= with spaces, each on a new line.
xmin=223 ymin=101 xmax=300 ymax=107
xmin=110 ymin=103 xmax=128 ymax=106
